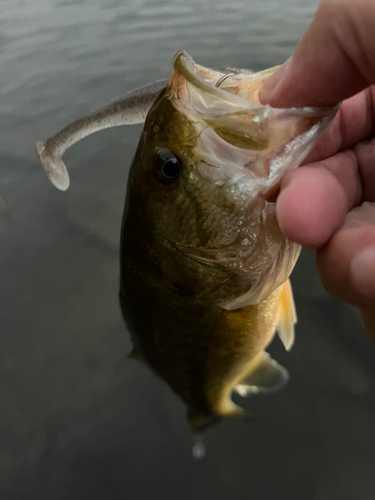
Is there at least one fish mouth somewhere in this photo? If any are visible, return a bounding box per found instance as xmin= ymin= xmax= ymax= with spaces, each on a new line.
xmin=170 ymin=50 xmax=274 ymax=140
xmin=173 ymin=51 xmax=257 ymax=106
xmin=172 ymin=50 xmax=279 ymax=110
xmin=168 ymin=51 xmax=339 ymax=193
xmin=171 ymin=50 xmax=336 ymax=116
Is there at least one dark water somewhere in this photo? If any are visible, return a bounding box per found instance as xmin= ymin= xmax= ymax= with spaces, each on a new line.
xmin=1 ymin=1 xmax=375 ymax=499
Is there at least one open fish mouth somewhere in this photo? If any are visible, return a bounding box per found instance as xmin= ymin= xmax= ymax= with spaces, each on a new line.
xmin=168 ymin=51 xmax=338 ymax=194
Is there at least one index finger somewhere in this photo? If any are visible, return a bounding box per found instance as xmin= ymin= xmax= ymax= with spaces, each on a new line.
xmin=259 ymin=0 xmax=375 ymax=107
xmin=303 ymin=87 xmax=375 ymax=164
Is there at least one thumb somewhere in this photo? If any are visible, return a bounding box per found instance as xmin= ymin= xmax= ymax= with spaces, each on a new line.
xmin=316 ymin=202 xmax=375 ymax=343
xmin=259 ymin=0 xmax=375 ymax=107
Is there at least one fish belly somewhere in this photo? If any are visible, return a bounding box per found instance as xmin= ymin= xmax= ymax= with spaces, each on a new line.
xmin=206 ymin=285 xmax=283 ymax=416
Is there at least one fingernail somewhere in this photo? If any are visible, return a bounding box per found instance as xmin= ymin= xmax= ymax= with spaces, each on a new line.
xmin=259 ymin=58 xmax=292 ymax=103
xmin=350 ymin=247 xmax=375 ymax=297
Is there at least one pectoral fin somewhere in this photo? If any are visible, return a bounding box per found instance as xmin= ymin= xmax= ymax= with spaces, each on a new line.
xmin=235 ymin=352 xmax=289 ymax=396
xmin=276 ymin=279 xmax=297 ymax=351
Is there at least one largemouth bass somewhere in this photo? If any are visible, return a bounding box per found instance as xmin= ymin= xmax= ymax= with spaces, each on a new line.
xmin=37 ymin=51 xmax=337 ymax=429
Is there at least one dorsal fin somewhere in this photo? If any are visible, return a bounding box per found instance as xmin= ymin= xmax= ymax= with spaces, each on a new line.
xmin=276 ymin=279 xmax=297 ymax=351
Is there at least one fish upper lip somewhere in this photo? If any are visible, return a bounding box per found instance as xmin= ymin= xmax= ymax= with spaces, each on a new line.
xmin=172 ymin=51 xmax=254 ymax=107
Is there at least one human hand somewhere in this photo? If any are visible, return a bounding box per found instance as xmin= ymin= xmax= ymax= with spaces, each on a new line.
xmin=259 ymin=0 xmax=375 ymax=341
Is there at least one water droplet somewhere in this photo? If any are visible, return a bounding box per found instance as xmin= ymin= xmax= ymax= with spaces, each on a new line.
xmin=192 ymin=442 xmax=206 ymax=460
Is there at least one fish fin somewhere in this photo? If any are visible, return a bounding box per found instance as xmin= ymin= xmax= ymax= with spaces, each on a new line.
xmin=276 ymin=279 xmax=297 ymax=351
xmin=216 ymin=398 xmax=245 ymax=418
xmin=235 ymin=352 xmax=289 ymax=395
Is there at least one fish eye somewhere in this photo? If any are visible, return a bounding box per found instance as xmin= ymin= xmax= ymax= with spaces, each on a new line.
xmin=153 ymin=148 xmax=181 ymax=185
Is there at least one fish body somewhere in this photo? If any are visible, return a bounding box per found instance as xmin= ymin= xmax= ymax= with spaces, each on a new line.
xmin=121 ymin=234 xmax=293 ymax=426
xmin=36 ymin=51 xmax=337 ymax=429
xmin=119 ymin=52 xmax=336 ymax=428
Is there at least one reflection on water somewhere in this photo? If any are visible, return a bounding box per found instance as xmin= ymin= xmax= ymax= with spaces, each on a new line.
xmin=1 ymin=0 xmax=375 ymax=499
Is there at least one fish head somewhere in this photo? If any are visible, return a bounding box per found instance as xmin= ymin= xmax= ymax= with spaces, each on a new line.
xmin=127 ymin=51 xmax=338 ymax=306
